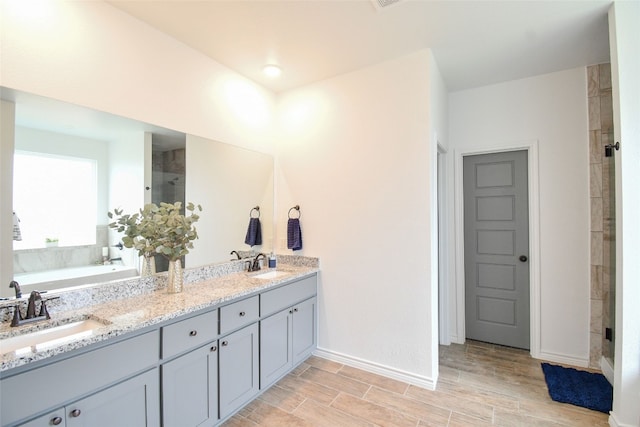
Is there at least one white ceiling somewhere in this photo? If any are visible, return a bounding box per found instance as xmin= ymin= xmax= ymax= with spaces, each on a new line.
xmin=107 ymin=0 xmax=612 ymax=93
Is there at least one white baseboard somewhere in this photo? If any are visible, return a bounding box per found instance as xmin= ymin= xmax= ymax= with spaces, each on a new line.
xmin=449 ymin=334 xmax=464 ymax=345
xmin=607 ymin=411 xmax=637 ymax=427
xmin=313 ymin=347 xmax=436 ymax=391
xmin=537 ymin=350 xmax=589 ymax=368
xmin=600 ymin=356 xmax=614 ymax=385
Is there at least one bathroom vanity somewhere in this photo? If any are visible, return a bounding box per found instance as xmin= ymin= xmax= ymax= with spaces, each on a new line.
xmin=0 ymin=262 xmax=318 ymax=427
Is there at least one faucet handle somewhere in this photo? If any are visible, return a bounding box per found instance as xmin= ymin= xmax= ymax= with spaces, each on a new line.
xmin=10 ymin=305 xmax=23 ymax=327
xmin=38 ymin=299 xmax=51 ymax=320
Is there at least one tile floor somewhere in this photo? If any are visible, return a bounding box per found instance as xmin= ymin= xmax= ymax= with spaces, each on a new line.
xmin=222 ymin=340 xmax=610 ymax=426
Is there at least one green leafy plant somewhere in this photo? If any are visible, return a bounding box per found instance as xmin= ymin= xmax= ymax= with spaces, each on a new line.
xmin=108 ymin=202 xmax=202 ymax=261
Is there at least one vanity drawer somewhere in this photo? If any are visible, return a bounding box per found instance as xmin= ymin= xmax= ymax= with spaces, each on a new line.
xmin=162 ymin=309 xmax=218 ymax=359
xmin=220 ymin=295 xmax=259 ymax=335
xmin=260 ymin=274 xmax=317 ymax=317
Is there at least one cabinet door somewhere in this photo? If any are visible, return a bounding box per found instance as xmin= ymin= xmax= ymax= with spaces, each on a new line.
xmin=292 ymin=297 xmax=317 ymax=364
xmin=259 ymin=308 xmax=292 ymax=389
xmin=218 ymin=323 xmax=259 ymax=420
xmin=162 ymin=342 xmax=218 ymax=427
xmin=18 ymin=410 xmax=66 ymax=427
xmin=65 ymin=368 xmax=159 ymax=427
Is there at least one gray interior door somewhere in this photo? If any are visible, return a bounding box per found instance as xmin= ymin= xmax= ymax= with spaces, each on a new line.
xmin=464 ymin=150 xmax=530 ymax=349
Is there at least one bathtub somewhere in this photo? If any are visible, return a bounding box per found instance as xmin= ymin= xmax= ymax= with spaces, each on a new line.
xmin=14 ymin=264 xmax=139 ymax=292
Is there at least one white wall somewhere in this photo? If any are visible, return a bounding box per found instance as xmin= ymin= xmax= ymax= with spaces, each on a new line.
xmin=107 ymin=131 xmax=148 ymax=268
xmin=428 ymin=52 xmax=449 ymax=370
xmin=0 ymin=101 xmax=16 ymax=291
xmin=186 ymin=134 xmax=274 ymax=267
xmin=449 ymin=68 xmax=591 ymax=365
xmin=276 ymin=50 xmax=437 ymax=387
xmin=0 ymin=0 xmax=276 ymax=155
xmin=609 ymin=2 xmax=640 ymax=426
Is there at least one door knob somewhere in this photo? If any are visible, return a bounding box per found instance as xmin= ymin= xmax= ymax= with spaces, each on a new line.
xmin=519 ymin=255 xmax=528 ymax=262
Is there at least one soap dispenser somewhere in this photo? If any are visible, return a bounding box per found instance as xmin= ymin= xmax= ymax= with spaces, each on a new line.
xmin=268 ymin=252 xmax=277 ymax=268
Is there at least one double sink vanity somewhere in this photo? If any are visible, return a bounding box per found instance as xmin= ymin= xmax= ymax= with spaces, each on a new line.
xmin=0 ymin=256 xmax=319 ymax=427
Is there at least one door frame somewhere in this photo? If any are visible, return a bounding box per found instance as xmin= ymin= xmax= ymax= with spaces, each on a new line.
xmin=452 ymin=139 xmax=541 ymax=358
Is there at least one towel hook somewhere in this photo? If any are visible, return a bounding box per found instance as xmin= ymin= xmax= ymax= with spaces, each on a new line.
xmin=288 ymin=205 xmax=301 ymax=219
xmin=250 ymin=206 xmax=260 ymax=219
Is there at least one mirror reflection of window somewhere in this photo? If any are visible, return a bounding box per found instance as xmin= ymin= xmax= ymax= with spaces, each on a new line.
xmin=13 ymin=151 xmax=97 ymax=249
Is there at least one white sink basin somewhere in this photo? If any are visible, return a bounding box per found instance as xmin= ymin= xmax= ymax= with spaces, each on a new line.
xmin=0 ymin=318 xmax=108 ymax=355
xmin=251 ymin=270 xmax=291 ymax=280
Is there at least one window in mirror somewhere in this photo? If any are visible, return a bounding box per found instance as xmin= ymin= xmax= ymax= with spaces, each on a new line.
xmin=13 ymin=151 xmax=97 ymax=249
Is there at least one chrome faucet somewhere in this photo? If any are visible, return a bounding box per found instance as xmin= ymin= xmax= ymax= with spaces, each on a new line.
xmin=248 ymin=253 xmax=266 ymax=272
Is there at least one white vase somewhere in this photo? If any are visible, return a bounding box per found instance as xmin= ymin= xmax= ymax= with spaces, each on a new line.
xmin=141 ymin=255 xmax=156 ymax=277
xmin=167 ymin=259 xmax=183 ymax=293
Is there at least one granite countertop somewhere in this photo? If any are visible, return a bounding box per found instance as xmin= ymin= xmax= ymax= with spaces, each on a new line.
xmin=0 ymin=262 xmax=318 ymax=373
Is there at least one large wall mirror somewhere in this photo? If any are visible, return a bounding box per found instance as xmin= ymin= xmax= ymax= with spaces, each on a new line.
xmin=1 ymin=87 xmax=274 ymax=298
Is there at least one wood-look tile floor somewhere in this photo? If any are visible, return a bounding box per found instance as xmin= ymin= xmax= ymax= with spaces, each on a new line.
xmin=222 ymin=341 xmax=609 ymax=426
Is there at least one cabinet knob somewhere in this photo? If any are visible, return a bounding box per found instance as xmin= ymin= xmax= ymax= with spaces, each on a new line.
xmin=189 ymin=330 xmax=198 ymax=336
xmin=70 ymin=409 xmax=81 ymax=418
xmin=289 ymin=310 xmax=293 ymax=314
xmin=293 ymin=308 xmax=299 ymax=312
xmin=211 ymin=345 xmax=217 ymax=352
xmin=51 ymin=416 xmax=63 ymax=425
xmin=239 ymin=311 xmax=246 ymax=317
xmin=221 ymin=340 xmax=229 ymax=346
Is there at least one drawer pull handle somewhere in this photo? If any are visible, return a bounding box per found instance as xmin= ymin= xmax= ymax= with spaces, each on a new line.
xmin=70 ymin=409 xmax=81 ymax=418
xmin=189 ymin=330 xmax=198 ymax=336
xmin=222 ymin=340 xmax=229 ymax=346
xmin=51 ymin=416 xmax=63 ymax=425
xmin=211 ymin=345 xmax=217 ymax=352
xmin=239 ymin=311 xmax=246 ymax=317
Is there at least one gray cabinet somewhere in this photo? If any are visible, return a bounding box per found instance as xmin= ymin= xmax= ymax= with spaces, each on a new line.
xmin=162 ymin=343 xmax=218 ymax=427
xmin=260 ymin=297 xmax=316 ymax=389
xmin=19 ymin=369 xmax=159 ymax=427
xmin=5 ymin=272 xmax=318 ymax=427
xmin=292 ymin=297 xmax=317 ymax=364
xmin=218 ymin=323 xmax=259 ymax=420
xmin=2 ymin=331 xmax=159 ymax=427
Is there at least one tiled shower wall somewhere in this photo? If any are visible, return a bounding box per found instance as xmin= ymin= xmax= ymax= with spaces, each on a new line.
xmin=587 ymin=63 xmax=614 ymax=368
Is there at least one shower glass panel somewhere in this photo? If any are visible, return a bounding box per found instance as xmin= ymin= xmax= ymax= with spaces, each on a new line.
xmin=603 ymin=131 xmax=616 ymax=364
xmin=151 ymin=140 xmax=186 ymax=272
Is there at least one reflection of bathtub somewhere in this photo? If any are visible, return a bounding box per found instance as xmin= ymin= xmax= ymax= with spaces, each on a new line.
xmin=14 ymin=264 xmax=138 ymax=292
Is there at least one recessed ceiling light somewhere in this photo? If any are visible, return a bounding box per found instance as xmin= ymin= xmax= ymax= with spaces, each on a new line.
xmin=262 ymin=64 xmax=282 ymax=78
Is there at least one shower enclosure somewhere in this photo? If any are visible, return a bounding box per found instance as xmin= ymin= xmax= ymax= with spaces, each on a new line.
xmin=151 ymin=137 xmax=186 ymax=272
xmin=588 ymin=63 xmax=616 ymax=370
xmin=603 ymin=132 xmax=616 ymax=366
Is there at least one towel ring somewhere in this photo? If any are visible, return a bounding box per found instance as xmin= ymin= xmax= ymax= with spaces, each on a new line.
xmin=250 ymin=206 xmax=260 ymax=219
xmin=288 ymin=205 xmax=301 ymax=219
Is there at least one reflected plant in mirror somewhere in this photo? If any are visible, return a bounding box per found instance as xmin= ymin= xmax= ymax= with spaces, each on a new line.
xmin=108 ymin=202 xmax=202 ymax=280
